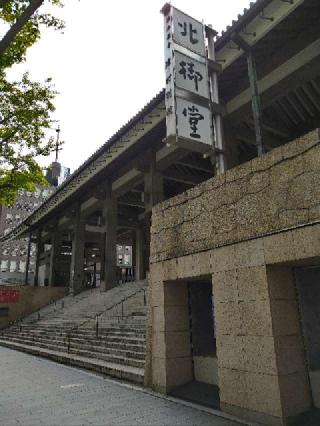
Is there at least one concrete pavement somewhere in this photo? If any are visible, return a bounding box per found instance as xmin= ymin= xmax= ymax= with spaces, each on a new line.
xmin=0 ymin=346 xmax=245 ymax=426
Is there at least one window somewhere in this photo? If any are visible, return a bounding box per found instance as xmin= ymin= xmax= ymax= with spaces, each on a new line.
xmin=19 ymin=261 xmax=26 ymax=272
xmin=1 ymin=260 xmax=8 ymax=272
xmin=9 ymin=261 xmax=17 ymax=272
xmin=2 ymin=247 xmax=9 ymax=255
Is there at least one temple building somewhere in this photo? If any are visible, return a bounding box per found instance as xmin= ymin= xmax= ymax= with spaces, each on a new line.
xmin=1 ymin=0 xmax=320 ymax=424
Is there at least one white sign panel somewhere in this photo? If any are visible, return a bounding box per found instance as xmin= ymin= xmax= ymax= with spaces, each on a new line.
xmin=176 ymin=98 xmax=212 ymax=145
xmin=174 ymin=51 xmax=209 ymax=99
xmin=172 ymin=8 xmax=206 ymax=57
xmin=162 ymin=4 xmax=213 ymax=149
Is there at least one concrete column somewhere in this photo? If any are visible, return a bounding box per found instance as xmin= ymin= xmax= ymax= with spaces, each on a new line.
xmin=151 ymin=279 xmax=192 ymax=393
xmin=33 ymin=229 xmax=42 ymax=287
xmin=144 ymin=150 xmax=164 ymax=275
xmin=144 ymin=151 xmax=164 ymax=213
xmin=212 ymin=262 xmax=311 ymax=425
xmin=48 ymin=227 xmax=60 ymax=287
xmin=70 ymin=210 xmax=85 ymax=296
xmin=100 ymin=182 xmax=117 ymax=292
xmin=135 ymin=227 xmax=145 ymax=281
xmin=24 ymin=230 xmax=32 ymax=286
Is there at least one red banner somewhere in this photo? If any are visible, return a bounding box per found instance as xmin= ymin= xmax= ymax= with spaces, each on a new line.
xmin=0 ymin=290 xmax=20 ymax=303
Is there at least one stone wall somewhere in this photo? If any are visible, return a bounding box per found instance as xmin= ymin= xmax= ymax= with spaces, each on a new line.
xmin=151 ymin=129 xmax=320 ymax=263
xmin=146 ymin=130 xmax=320 ymax=425
xmin=0 ymin=285 xmax=66 ymax=329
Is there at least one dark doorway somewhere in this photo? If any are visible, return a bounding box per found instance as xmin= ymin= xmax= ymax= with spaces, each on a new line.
xmin=170 ymin=278 xmax=219 ymax=409
xmin=295 ymin=266 xmax=320 ymax=409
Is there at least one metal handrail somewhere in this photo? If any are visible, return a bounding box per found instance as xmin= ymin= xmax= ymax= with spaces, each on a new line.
xmin=65 ymin=287 xmax=147 ymax=353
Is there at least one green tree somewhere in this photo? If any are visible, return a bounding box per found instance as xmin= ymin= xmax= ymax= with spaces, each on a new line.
xmin=0 ymin=0 xmax=65 ymax=205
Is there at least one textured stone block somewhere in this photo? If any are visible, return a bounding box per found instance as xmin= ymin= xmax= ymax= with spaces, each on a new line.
xmin=152 ymin=331 xmax=166 ymax=359
xmin=165 ymin=331 xmax=191 ymax=358
xmin=216 ymin=334 xmax=243 ymax=370
xmin=217 ymin=335 xmax=277 ymax=374
xmin=274 ymin=335 xmax=306 ymax=375
xmin=267 ymin=266 xmax=296 ymax=301
xmin=152 ymin=306 xmax=165 ymax=332
xmin=150 ymin=262 xmax=164 ymax=283
xmin=279 ymin=371 xmax=311 ymax=418
xmin=263 ymin=231 xmax=295 ymax=264
xmin=292 ymin=224 xmax=320 ymax=260
xmin=215 ymin=301 xmax=241 ymax=335
xmin=218 ymin=367 xmax=246 ymax=408
xmin=239 ymin=300 xmax=273 ymax=336
xmin=233 ymin=239 xmax=265 ymax=268
xmin=220 ymin=402 xmax=283 ymax=426
xmin=245 ymin=371 xmax=282 ymax=417
xmin=152 ymin=356 xmax=166 ymax=390
xmin=212 ymin=270 xmax=238 ymax=303
xmin=164 ymin=282 xmax=188 ymax=307
xmin=251 ymin=144 xmax=283 ymax=173
xmin=219 ymin=368 xmax=282 ymax=417
xmin=175 ymin=254 xmax=199 ymax=278
xmin=270 ymin=300 xmax=301 ymax=336
xmin=237 ymin=266 xmax=269 ymax=301
xmin=162 ymin=259 xmax=178 ymax=281
xmin=241 ymin=335 xmax=278 ymax=374
xmin=210 ymin=245 xmax=235 ymax=273
xmin=166 ymin=356 xmax=193 ymax=389
xmin=150 ymin=280 xmax=164 ymax=307
xmin=163 ymin=305 xmax=189 ymax=332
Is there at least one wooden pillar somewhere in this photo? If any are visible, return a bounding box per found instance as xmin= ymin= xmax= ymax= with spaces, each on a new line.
xmin=24 ymin=229 xmax=32 ymax=286
xmin=70 ymin=209 xmax=85 ymax=296
xmin=100 ymin=182 xmax=117 ymax=292
xmin=33 ymin=228 xmax=42 ymax=287
xmin=48 ymin=226 xmax=60 ymax=287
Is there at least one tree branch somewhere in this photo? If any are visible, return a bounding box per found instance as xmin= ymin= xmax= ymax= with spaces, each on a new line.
xmin=0 ymin=0 xmax=11 ymax=9
xmin=0 ymin=0 xmax=44 ymax=57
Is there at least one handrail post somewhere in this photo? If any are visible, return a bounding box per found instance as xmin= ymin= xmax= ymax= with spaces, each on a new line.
xmin=67 ymin=333 xmax=70 ymax=353
xmin=121 ymin=301 xmax=124 ymax=320
xmin=95 ymin=315 xmax=99 ymax=337
xmin=143 ymin=289 xmax=146 ymax=306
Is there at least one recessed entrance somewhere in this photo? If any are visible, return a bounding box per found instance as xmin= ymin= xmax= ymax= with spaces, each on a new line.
xmin=295 ymin=266 xmax=320 ymax=409
xmin=169 ymin=278 xmax=219 ymax=409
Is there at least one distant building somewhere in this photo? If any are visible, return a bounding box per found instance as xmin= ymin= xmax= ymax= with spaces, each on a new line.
xmin=0 ymin=161 xmax=70 ymax=284
xmin=46 ymin=162 xmax=70 ymax=188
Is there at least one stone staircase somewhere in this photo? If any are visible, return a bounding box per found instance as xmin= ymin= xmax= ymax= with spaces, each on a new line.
xmin=0 ymin=280 xmax=148 ymax=384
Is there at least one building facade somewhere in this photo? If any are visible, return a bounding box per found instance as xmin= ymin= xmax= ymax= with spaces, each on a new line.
xmin=0 ymin=0 xmax=319 ymax=423
xmin=0 ymin=187 xmax=55 ymax=284
xmin=0 ymin=162 xmax=70 ymax=285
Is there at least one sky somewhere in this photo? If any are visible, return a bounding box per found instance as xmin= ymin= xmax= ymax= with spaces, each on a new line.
xmin=8 ymin=0 xmax=252 ymax=173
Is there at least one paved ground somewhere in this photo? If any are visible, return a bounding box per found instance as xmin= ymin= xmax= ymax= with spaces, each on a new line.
xmin=0 ymin=347 xmax=243 ymax=426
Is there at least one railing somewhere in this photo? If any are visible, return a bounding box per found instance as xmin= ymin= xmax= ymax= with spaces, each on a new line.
xmin=65 ymin=287 xmax=147 ymax=353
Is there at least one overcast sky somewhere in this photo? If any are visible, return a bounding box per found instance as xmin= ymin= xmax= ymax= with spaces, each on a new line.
xmin=8 ymin=0 xmax=252 ymax=172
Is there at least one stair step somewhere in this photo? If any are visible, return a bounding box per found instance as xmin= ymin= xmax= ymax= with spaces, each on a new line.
xmin=1 ymin=332 xmax=145 ymax=351
xmin=1 ymin=334 xmax=145 ymax=356
xmin=0 ymin=340 xmax=144 ymax=384
xmin=1 ymin=336 xmax=144 ymax=367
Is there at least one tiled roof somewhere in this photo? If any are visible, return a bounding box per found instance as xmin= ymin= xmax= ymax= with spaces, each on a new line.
xmin=215 ymin=0 xmax=271 ymax=48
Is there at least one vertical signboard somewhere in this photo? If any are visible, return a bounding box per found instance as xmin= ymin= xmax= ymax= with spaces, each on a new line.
xmin=162 ymin=4 xmax=213 ymax=152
